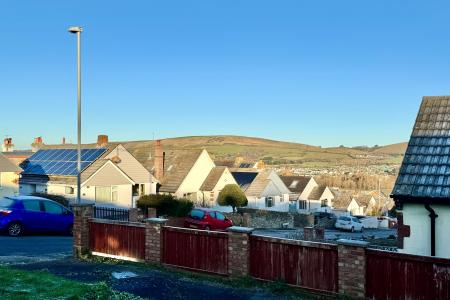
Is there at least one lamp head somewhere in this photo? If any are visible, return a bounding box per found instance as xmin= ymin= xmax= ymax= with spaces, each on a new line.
xmin=68 ymin=26 xmax=83 ymax=34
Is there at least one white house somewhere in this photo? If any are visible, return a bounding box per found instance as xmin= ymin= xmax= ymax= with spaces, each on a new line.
xmin=19 ymin=142 xmax=155 ymax=208
xmin=331 ymin=189 xmax=378 ymax=216
xmin=392 ymin=95 xmax=450 ymax=259
xmin=198 ymin=166 xmax=238 ymax=212
xmin=232 ymin=170 xmax=291 ymax=211
xmin=0 ymin=153 xmax=21 ymax=198
xmin=280 ymin=176 xmax=334 ymax=212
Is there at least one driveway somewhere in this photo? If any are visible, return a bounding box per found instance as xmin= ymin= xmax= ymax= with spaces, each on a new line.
xmin=0 ymin=235 xmax=72 ymax=265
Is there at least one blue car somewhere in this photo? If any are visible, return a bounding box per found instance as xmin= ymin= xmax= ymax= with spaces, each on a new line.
xmin=0 ymin=196 xmax=74 ymax=236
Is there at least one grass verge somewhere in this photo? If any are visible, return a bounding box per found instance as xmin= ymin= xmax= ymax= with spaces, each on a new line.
xmin=0 ymin=265 xmax=144 ymax=300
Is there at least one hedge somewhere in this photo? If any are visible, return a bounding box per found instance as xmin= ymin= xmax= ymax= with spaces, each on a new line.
xmin=136 ymin=194 xmax=193 ymax=217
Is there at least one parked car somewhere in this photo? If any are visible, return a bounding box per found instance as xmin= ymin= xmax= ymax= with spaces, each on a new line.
xmin=0 ymin=196 xmax=74 ymax=237
xmin=335 ymin=216 xmax=364 ymax=232
xmin=184 ymin=208 xmax=233 ymax=231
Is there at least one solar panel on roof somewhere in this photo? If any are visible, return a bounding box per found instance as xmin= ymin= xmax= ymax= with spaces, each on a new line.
xmin=21 ymin=148 xmax=107 ymax=176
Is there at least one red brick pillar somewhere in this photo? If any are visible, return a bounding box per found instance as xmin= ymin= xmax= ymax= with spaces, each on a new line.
xmin=337 ymin=239 xmax=369 ymax=299
xmin=147 ymin=207 xmax=157 ymax=218
xmin=145 ymin=218 xmax=167 ymax=264
xmin=227 ymin=226 xmax=254 ymax=277
xmin=72 ymin=203 xmax=94 ymax=258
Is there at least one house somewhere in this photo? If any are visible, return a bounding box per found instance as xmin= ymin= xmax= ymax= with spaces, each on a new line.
xmin=232 ymin=170 xmax=291 ymax=211
xmin=0 ymin=153 xmax=21 ymax=198
xmin=199 ymin=166 xmax=238 ymax=211
xmin=392 ymin=95 xmax=450 ymax=258
xmin=331 ymin=189 xmax=377 ymax=216
xmin=19 ymin=138 xmax=154 ymax=208
xmin=280 ymin=176 xmax=334 ymax=212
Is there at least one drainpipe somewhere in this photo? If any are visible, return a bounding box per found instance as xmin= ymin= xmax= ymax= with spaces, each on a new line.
xmin=424 ymin=204 xmax=438 ymax=256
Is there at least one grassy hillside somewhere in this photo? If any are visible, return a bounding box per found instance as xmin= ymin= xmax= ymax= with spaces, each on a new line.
xmin=121 ymin=135 xmax=406 ymax=168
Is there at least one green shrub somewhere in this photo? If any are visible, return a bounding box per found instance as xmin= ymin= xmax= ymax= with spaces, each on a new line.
xmin=137 ymin=194 xmax=193 ymax=217
xmin=217 ymin=184 xmax=248 ymax=212
xmin=31 ymin=193 xmax=70 ymax=208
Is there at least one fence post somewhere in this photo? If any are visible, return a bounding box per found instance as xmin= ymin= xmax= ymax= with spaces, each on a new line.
xmin=71 ymin=203 xmax=94 ymax=258
xmin=129 ymin=208 xmax=141 ymax=222
xmin=145 ymin=218 xmax=167 ymax=264
xmin=337 ymin=239 xmax=369 ymax=299
xmin=227 ymin=226 xmax=254 ymax=277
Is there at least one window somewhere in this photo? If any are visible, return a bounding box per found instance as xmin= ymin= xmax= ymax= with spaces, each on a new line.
xmin=23 ymin=200 xmax=41 ymax=212
xmin=208 ymin=211 xmax=216 ymax=218
xmin=95 ymin=186 xmax=111 ymax=203
xmin=190 ymin=209 xmax=205 ymax=219
xmin=321 ymin=199 xmax=327 ymax=207
xmin=289 ymin=180 xmax=299 ymax=189
xmin=43 ymin=201 xmax=63 ymax=214
xmin=0 ymin=198 xmax=15 ymax=208
xmin=65 ymin=186 xmax=74 ymax=195
xmin=216 ymin=212 xmax=226 ymax=221
xmin=299 ymin=200 xmax=307 ymax=210
xmin=265 ymin=197 xmax=274 ymax=207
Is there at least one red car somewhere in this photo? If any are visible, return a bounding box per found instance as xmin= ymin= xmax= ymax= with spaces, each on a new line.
xmin=184 ymin=208 xmax=233 ymax=231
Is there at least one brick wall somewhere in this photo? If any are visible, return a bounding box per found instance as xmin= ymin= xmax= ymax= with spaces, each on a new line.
xmin=227 ymin=227 xmax=253 ymax=276
xmin=72 ymin=204 xmax=94 ymax=257
xmin=145 ymin=218 xmax=167 ymax=263
xmin=337 ymin=240 xmax=368 ymax=298
xmin=225 ymin=208 xmax=294 ymax=228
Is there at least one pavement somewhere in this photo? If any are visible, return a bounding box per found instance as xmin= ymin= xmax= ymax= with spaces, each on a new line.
xmin=0 ymin=235 xmax=314 ymax=299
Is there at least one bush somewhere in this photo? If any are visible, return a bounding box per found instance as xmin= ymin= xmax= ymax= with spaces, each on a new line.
xmin=137 ymin=194 xmax=193 ymax=217
xmin=31 ymin=193 xmax=70 ymax=208
xmin=217 ymin=184 xmax=248 ymax=212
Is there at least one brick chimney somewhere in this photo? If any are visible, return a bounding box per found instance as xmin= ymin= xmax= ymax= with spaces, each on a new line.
xmin=154 ymin=140 xmax=165 ymax=180
xmin=31 ymin=137 xmax=43 ymax=152
xmin=97 ymin=135 xmax=109 ymax=148
xmin=2 ymin=138 xmax=14 ymax=152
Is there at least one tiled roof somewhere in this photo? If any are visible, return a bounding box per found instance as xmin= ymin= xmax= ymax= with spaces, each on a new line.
xmin=0 ymin=153 xmax=21 ymax=172
xmin=280 ymin=176 xmax=311 ymax=194
xmin=200 ymin=166 xmax=227 ymax=191
xmin=309 ymin=185 xmax=327 ymax=200
xmin=331 ymin=190 xmax=355 ymax=210
xmin=245 ymin=170 xmax=273 ymax=197
xmin=393 ymin=96 xmax=450 ymax=199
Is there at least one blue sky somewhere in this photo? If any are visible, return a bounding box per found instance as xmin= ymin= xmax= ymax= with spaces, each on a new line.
xmin=1 ymin=1 xmax=450 ymax=149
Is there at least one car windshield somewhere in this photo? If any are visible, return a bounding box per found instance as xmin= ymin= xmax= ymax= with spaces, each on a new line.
xmin=190 ymin=209 xmax=205 ymax=219
xmin=339 ymin=216 xmax=350 ymax=221
xmin=0 ymin=198 xmax=15 ymax=208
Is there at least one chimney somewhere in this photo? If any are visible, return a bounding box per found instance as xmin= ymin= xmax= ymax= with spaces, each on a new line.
xmin=154 ymin=139 xmax=165 ymax=180
xmin=97 ymin=135 xmax=109 ymax=148
xmin=62 ymin=137 xmax=66 ymax=145
xmin=31 ymin=137 xmax=43 ymax=152
xmin=2 ymin=138 xmax=14 ymax=152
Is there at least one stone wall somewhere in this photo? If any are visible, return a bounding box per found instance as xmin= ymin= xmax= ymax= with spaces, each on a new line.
xmin=224 ymin=208 xmax=294 ymax=229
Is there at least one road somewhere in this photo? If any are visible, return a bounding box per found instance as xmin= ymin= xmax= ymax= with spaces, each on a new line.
xmin=0 ymin=235 xmax=72 ymax=265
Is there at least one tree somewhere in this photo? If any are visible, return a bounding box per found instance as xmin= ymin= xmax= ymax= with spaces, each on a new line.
xmin=217 ymin=184 xmax=248 ymax=212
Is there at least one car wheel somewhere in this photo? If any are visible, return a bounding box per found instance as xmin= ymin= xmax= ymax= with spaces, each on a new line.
xmin=7 ymin=222 xmax=22 ymax=237
xmin=204 ymin=226 xmax=211 ymax=231
xmin=351 ymin=227 xmax=354 ymax=233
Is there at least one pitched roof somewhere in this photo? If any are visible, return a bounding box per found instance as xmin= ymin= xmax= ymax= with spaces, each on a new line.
xmin=245 ymin=170 xmax=274 ymax=197
xmin=309 ymin=185 xmax=327 ymax=200
xmin=393 ymin=96 xmax=450 ymax=199
xmin=331 ymin=190 xmax=355 ymax=210
xmin=158 ymin=149 xmax=204 ymax=193
xmin=0 ymin=153 xmax=21 ymax=172
xmin=280 ymin=176 xmax=312 ymax=194
xmin=232 ymin=171 xmax=258 ymax=191
xmin=200 ymin=166 xmax=227 ymax=191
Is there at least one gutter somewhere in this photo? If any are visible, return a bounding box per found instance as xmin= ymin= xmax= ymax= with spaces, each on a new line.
xmin=424 ymin=203 xmax=438 ymax=256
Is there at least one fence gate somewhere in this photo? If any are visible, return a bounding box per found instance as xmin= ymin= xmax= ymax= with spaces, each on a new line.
xmin=161 ymin=226 xmax=229 ymax=275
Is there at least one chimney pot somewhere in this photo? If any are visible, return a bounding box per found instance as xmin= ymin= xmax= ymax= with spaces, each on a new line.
xmin=97 ymin=135 xmax=109 ymax=147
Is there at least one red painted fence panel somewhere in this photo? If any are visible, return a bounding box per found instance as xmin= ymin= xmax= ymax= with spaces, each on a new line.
xmin=250 ymin=235 xmax=338 ymax=293
xmin=366 ymin=249 xmax=450 ymax=300
xmin=90 ymin=220 xmax=146 ymax=260
xmin=162 ymin=226 xmax=228 ymax=275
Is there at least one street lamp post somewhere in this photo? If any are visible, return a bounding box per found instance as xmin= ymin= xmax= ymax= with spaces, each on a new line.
xmin=68 ymin=26 xmax=83 ymax=204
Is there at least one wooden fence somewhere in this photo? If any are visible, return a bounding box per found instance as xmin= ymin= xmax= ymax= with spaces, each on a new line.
xmin=162 ymin=226 xmax=229 ymax=275
xmin=366 ymin=249 xmax=450 ymax=300
xmin=249 ymin=235 xmax=338 ymax=293
xmin=89 ymin=219 xmax=146 ymax=260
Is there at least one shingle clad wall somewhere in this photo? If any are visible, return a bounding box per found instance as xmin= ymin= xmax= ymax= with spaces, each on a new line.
xmin=393 ymin=96 xmax=450 ymax=198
